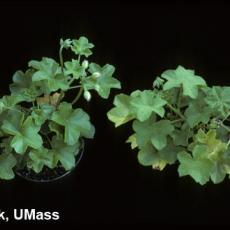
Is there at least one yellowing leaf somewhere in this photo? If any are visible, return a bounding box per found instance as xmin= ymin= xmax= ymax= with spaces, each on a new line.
xmin=195 ymin=129 xmax=228 ymax=160
xmin=152 ymin=161 xmax=167 ymax=171
xmin=107 ymin=94 xmax=135 ymax=127
xmin=126 ymin=134 xmax=137 ymax=149
xmin=36 ymin=93 xmax=60 ymax=106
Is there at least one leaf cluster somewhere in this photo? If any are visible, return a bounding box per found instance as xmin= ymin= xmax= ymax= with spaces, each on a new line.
xmin=108 ymin=65 xmax=230 ymax=185
xmin=0 ymin=36 xmax=121 ymax=180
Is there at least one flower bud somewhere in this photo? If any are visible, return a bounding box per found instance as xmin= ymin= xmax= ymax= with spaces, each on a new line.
xmin=82 ymin=60 xmax=89 ymax=69
xmin=84 ymin=90 xmax=91 ymax=102
xmin=92 ymin=72 xmax=101 ymax=78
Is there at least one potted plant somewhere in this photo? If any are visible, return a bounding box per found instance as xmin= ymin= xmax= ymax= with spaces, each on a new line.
xmin=0 ymin=36 xmax=121 ymax=182
xmin=107 ymin=65 xmax=230 ymax=185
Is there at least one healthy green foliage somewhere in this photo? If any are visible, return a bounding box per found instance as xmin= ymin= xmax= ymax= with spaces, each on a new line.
xmin=0 ymin=153 xmax=16 ymax=180
xmin=133 ymin=117 xmax=174 ymax=150
xmin=161 ymin=65 xmax=206 ymax=99
xmin=27 ymin=147 xmax=57 ymax=174
xmin=0 ymin=36 xmax=120 ymax=180
xmin=29 ymin=57 xmax=69 ymax=94
xmin=51 ymin=102 xmax=95 ymax=145
xmin=204 ymin=86 xmax=230 ymax=117
xmin=71 ymin=36 xmax=94 ymax=57
xmin=82 ymin=63 xmax=121 ymax=99
xmin=130 ymin=90 xmax=167 ymax=121
xmin=50 ymin=136 xmax=81 ymax=171
xmin=108 ymin=65 xmax=230 ymax=185
xmin=2 ymin=113 xmax=43 ymax=154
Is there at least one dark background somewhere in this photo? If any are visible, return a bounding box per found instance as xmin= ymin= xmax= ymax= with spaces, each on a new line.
xmin=0 ymin=1 xmax=230 ymax=227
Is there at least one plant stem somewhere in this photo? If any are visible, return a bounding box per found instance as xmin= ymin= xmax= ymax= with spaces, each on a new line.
xmin=17 ymin=152 xmax=29 ymax=169
xmin=222 ymin=111 xmax=230 ymax=122
xmin=59 ymin=46 xmax=64 ymax=73
xmin=177 ymin=87 xmax=182 ymax=109
xmin=227 ymin=139 xmax=230 ymax=147
xmin=78 ymin=55 xmax=81 ymax=63
xmin=69 ymin=85 xmax=81 ymax=90
xmin=220 ymin=122 xmax=230 ymax=132
xmin=72 ymin=87 xmax=83 ymax=105
xmin=171 ymin=118 xmax=183 ymax=124
xmin=57 ymin=45 xmax=65 ymax=105
xmin=56 ymin=91 xmax=64 ymax=106
xmin=32 ymin=101 xmax=35 ymax=108
xmin=68 ymin=77 xmax=76 ymax=86
xmin=44 ymin=133 xmax=52 ymax=148
xmin=166 ymin=102 xmax=185 ymax=120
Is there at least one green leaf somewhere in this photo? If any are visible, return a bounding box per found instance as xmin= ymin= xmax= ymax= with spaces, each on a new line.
xmin=126 ymin=134 xmax=137 ymax=149
xmin=51 ymin=102 xmax=95 ymax=145
xmin=161 ymin=65 xmax=206 ymax=99
xmin=137 ymin=140 xmax=182 ymax=170
xmin=130 ymin=90 xmax=167 ymax=121
xmin=82 ymin=63 xmax=121 ymax=99
xmin=178 ymin=149 xmax=213 ymax=185
xmin=28 ymin=147 xmax=57 ymax=173
xmin=137 ymin=143 xmax=166 ymax=170
xmin=133 ymin=116 xmax=174 ymax=150
xmin=9 ymin=69 xmax=42 ymax=101
xmin=64 ymin=59 xmax=86 ymax=79
xmin=178 ymin=129 xmax=229 ymax=184
xmin=159 ymin=140 xmax=184 ymax=164
xmin=107 ymin=65 xmax=230 ymax=185
xmin=51 ymin=136 xmax=80 ymax=170
xmin=0 ymin=137 xmax=13 ymax=154
xmin=71 ymin=36 xmax=94 ymax=57
xmin=0 ymin=153 xmax=16 ymax=180
xmin=216 ymin=126 xmax=229 ymax=142
xmin=29 ymin=57 xmax=61 ymax=81
xmin=204 ymin=86 xmax=230 ymax=117
xmin=38 ymin=75 xmax=69 ymax=94
xmin=153 ymin=76 xmax=165 ymax=88
xmin=29 ymin=57 xmax=68 ymax=93
xmin=170 ymin=124 xmax=192 ymax=146
xmin=193 ymin=129 xmax=228 ymax=160
xmin=185 ymin=98 xmax=212 ymax=128
xmin=60 ymin=38 xmax=72 ymax=49
xmin=210 ymin=161 xmax=226 ymax=184
xmin=107 ymin=94 xmax=135 ymax=127
xmin=0 ymin=94 xmax=24 ymax=113
xmin=1 ymin=115 xmax=42 ymax=154
xmin=31 ymin=104 xmax=55 ymax=126
xmin=49 ymin=121 xmax=63 ymax=137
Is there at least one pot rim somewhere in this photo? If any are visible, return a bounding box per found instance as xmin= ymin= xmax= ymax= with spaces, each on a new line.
xmin=15 ymin=139 xmax=85 ymax=183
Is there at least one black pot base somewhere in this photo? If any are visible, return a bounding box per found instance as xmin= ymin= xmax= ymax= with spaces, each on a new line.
xmin=14 ymin=141 xmax=84 ymax=182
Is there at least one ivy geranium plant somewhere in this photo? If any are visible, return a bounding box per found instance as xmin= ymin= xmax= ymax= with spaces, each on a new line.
xmin=107 ymin=65 xmax=230 ymax=185
xmin=0 ymin=36 xmax=121 ymax=180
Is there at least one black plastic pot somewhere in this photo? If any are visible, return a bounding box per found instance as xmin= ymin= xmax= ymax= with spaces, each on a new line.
xmin=14 ymin=140 xmax=84 ymax=183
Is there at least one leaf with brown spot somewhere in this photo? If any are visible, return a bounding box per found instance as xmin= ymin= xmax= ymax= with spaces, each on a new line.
xmin=36 ymin=92 xmax=60 ymax=106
